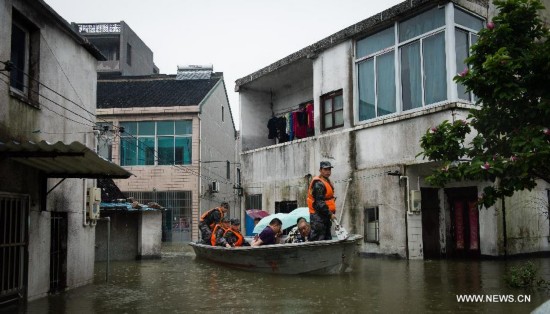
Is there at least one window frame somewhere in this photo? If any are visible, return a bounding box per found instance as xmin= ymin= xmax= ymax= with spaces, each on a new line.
xmin=10 ymin=11 xmax=40 ymax=106
xmin=126 ymin=43 xmax=132 ymax=66
xmin=320 ymin=89 xmax=344 ymax=131
xmin=354 ymin=4 xmax=484 ymax=125
xmin=118 ymin=120 xmax=193 ymax=166
xmin=364 ymin=206 xmax=379 ymax=243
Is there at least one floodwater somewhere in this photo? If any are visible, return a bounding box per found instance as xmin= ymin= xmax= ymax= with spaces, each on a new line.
xmin=19 ymin=244 xmax=550 ymax=313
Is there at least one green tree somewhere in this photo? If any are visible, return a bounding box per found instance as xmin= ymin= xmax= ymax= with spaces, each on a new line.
xmin=419 ymin=0 xmax=550 ymax=208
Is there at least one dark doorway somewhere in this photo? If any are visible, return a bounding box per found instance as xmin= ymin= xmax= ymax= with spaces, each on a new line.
xmin=421 ymin=188 xmax=441 ymax=259
xmin=275 ymin=201 xmax=297 ymax=214
xmin=50 ymin=212 xmax=67 ymax=293
xmin=445 ymin=187 xmax=480 ymax=258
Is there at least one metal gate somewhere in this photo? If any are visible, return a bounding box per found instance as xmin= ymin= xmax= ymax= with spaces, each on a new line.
xmin=0 ymin=192 xmax=28 ymax=305
xmin=50 ymin=212 xmax=67 ymax=293
xmin=126 ymin=191 xmax=192 ymax=243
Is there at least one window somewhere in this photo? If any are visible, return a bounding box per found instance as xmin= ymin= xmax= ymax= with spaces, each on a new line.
xmin=321 ymin=90 xmax=344 ymax=130
xmin=356 ymin=5 xmax=483 ymax=122
xmin=226 ymin=160 xmax=230 ymax=180
xmin=97 ymin=122 xmax=114 ymax=161
xmin=126 ymin=43 xmax=132 ymax=66
xmin=119 ymin=120 xmax=192 ymax=166
xmin=364 ymin=207 xmax=379 ymax=243
xmin=275 ymin=201 xmax=297 ymax=214
xmin=455 ymin=7 xmax=483 ymax=102
xmin=10 ymin=11 xmax=39 ymax=104
xmin=222 ymin=105 xmax=224 ymax=122
xmin=246 ymin=194 xmax=262 ymax=210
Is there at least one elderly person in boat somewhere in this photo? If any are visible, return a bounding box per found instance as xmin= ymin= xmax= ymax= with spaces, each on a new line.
xmin=285 ymin=217 xmax=310 ymax=243
xmin=252 ymin=218 xmax=282 ymax=246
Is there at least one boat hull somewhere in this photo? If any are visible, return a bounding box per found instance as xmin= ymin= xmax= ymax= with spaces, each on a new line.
xmin=189 ymin=234 xmax=363 ymax=275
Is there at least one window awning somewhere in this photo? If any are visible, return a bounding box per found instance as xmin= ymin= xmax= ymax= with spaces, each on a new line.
xmin=0 ymin=140 xmax=132 ymax=179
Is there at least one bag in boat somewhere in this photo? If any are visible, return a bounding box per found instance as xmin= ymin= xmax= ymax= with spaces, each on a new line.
xmin=332 ymin=217 xmax=349 ymax=240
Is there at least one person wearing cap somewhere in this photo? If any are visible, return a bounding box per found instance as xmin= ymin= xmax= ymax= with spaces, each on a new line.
xmin=198 ymin=202 xmax=229 ymax=244
xmin=211 ymin=217 xmax=231 ymax=246
xmin=223 ymin=218 xmax=249 ymax=247
xmin=307 ymin=161 xmax=336 ymax=241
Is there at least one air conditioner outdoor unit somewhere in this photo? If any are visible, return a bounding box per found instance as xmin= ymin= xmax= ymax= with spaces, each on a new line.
xmin=211 ymin=181 xmax=219 ymax=193
xmin=87 ymin=187 xmax=101 ymax=220
xmin=410 ymin=190 xmax=421 ymax=213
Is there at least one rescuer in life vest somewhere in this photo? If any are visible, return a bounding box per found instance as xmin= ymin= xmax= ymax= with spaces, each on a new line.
xmin=223 ymin=218 xmax=249 ymax=247
xmin=211 ymin=217 xmax=231 ymax=246
xmin=198 ymin=202 xmax=229 ymax=244
xmin=307 ymin=161 xmax=336 ymax=241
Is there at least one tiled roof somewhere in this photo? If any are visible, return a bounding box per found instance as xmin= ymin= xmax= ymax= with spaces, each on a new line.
xmin=97 ymin=77 xmax=220 ymax=108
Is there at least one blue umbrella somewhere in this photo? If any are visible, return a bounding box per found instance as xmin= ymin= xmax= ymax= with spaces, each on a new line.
xmin=252 ymin=207 xmax=310 ymax=234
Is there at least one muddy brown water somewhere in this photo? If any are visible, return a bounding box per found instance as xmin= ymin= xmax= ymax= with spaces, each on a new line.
xmin=18 ymin=244 xmax=550 ymax=313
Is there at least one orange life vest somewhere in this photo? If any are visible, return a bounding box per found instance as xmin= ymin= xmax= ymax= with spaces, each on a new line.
xmin=307 ymin=176 xmax=336 ymax=214
xmin=200 ymin=207 xmax=224 ymax=229
xmin=210 ymin=224 xmax=229 ymax=246
xmin=224 ymin=229 xmax=244 ymax=247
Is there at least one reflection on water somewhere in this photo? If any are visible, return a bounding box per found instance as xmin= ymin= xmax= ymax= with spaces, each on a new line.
xmin=23 ymin=244 xmax=550 ymax=313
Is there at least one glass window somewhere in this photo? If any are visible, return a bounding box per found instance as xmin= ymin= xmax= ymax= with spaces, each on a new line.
xmin=321 ymin=90 xmax=344 ymax=130
xmin=376 ymin=51 xmax=396 ymax=116
xmin=157 ymin=121 xmax=174 ymax=135
xmin=358 ymin=59 xmax=376 ymax=120
xmin=356 ymin=27 xmax=395 ymax=58
xmin=455 ymin=29 xmax=470 ymax=100
xmin=119 ymin=120 xmax=192 ymax=166
xmin=401 ymin=41 xmax=422 ymax=111
xmin=10 ymin=23 xmax=27 ymax=92
xmin=120 ymin=121 xmax=137 ymax=136
xmin=399 ymin=7 xmax=445 ymax=42
xmin=455 ymin=7 xmax=484 ymax=31
xmin=364 ymin=207 xmax=379 ymax=243
xmin=423 ymin=32 xmax=447 ymax=105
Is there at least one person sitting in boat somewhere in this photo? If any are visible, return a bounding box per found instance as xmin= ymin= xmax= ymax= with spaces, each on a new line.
xmin=285 ymin=217 xmax=310 ymax=243
xmin=308 ymin=161 xmax=336 ymax=241
xmin=251 ymin=218 xmax=282 ymax=246
xmin=223 ymin=218 xmax=250 ymax=247
xmin=198 ymin=202 xmax=229 ymax=244
xmin=211 ymin=217 xmax=231 ymax=246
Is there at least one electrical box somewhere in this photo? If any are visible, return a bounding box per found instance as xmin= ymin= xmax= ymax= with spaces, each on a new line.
xmin=211 ymin=181 xmax=219 ymax=193
xmin=87 ymin=187 xmax=101 ymax=220
xmin=410 ymin=190 xmax=421 ymax=213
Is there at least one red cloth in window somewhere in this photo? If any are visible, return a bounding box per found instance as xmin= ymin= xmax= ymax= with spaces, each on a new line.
xmin=454 ymin=200 xmax=465 ymax=250
xmin=293 ymin=111 xmax=307 ymax=139
xmin=306 ymin=103 xmax=314 ymax=136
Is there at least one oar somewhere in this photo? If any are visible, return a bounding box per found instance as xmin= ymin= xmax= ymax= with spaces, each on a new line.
xmin=333 ymin=178 xmax=351 ymax=240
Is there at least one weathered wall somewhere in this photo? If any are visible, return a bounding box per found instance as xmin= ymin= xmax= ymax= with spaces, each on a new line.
xmin=119 ymin=21 xmax=155 ymax=76
xmin=95 ymin=211 xmax=139 ymax=261
xmin=138 ymin=211 xmax=162 ymax=258
xmin=239 ymin=90 xmax=272 ymax=151
xmin=1 ymin=0 xmax=100 ymax=301
xmin=199 ymin=80 xmax=239 ymax=223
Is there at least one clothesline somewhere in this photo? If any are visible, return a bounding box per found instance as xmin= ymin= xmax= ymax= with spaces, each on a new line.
xmin=273 ymin=100 xmax=312 ymax=116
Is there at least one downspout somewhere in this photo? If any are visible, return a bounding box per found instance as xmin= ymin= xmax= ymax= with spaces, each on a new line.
xmin=83 ymin=133 xmax=90 ymax=226
xmin=502 ymin=198 xmax=507 ymax=257
xmin=400 ymin=173 xmax=410 ymax=260
xmin=197 ymin=113 xmax=202 ymax=242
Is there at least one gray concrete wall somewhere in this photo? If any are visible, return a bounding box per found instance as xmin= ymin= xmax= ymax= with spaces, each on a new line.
xmin=1 ymin=0 xmax=100 ymax=300
xmin=95 ymin=211 xmax=139 ymax=261
xmin=198 ymin=79 xmax=239 ymax=228
xmin=119 ymin=21 xmax=156 ymax=76
xmin=138 ymin=211 xmax=162 ymax=258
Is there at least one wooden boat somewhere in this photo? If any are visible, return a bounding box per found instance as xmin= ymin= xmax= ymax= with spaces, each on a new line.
xmin=189 ymin=234 xmax=363 ymax=275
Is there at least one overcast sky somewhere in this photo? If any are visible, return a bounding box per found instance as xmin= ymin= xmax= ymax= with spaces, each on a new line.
xmin=44 ymin=0 xmax=403 ymax=129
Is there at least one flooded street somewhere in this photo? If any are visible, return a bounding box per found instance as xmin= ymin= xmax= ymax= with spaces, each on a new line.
xmin=20 ymin=244 xmax=550 ymax=313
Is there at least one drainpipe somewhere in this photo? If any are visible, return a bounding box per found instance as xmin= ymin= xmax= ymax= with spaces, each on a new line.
xmin=98 ymin=217 xmax=111 ymax=282
xmin=502 ymin=198 xmax=507 ymax=257
xmin=400 ymin=175 xmax=410 ymax=260
xmin=197 ymin=114 xmax=202 ymax=241
xmin=83 ymin=133 xmax=89 ymax=226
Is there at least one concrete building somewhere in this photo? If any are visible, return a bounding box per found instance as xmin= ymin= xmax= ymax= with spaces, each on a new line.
xmin=0 ymin=0 xmax=130 ymax=304
xmin=96 ymin=65 xmax=239 ymax=243
xmin=76 ymin=21 xmax=159 ymax=77
xmin=236 ymin=0 xmax=550 ymax=259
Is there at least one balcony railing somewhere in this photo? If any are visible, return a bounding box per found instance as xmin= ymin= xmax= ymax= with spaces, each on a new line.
xmin=78 ymin=23 xmax=121 ymax=34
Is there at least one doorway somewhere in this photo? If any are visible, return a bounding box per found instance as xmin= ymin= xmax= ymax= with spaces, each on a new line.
xmin=445 ymin=187 xmax=480 ymax=257
xmin=421 ymin=188 xmax=441 ymax=259
xmin=50 ymin=212 xmax=67 ymax=293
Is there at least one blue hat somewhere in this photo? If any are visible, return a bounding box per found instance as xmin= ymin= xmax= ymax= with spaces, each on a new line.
xmin=320 ymin=161 xmax=333 ymax=169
